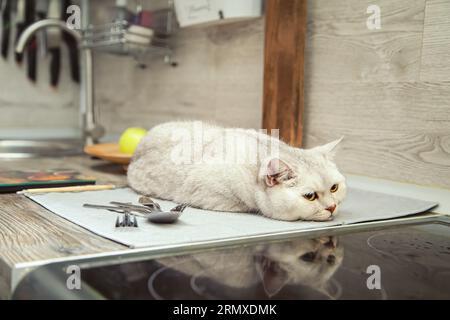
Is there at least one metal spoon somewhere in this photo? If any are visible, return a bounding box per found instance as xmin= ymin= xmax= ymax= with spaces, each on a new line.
xmin=146 ymin=203 xmax=188 ymax=224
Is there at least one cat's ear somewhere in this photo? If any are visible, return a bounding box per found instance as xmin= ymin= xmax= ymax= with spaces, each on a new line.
xmin=255 ymin=255 xmax=290 ymax=297
xmin=310 ymin=137 xmax=343 ymax=159
xmin=261 ymin=158 xmax=295 ymax=187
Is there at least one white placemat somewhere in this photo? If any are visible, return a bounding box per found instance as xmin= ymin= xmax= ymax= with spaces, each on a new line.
xmin=26 ymin=187 xmax=438 ymax=248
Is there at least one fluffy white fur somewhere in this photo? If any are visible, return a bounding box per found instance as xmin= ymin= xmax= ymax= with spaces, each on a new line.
xmin=127 ymin=121 xmax=347 ymax=221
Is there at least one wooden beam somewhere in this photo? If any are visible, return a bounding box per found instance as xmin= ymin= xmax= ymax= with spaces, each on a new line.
xmin=262 ymin=0 xmax=307 ymax=147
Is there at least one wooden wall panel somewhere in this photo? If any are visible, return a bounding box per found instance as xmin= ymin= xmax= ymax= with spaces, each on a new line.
xmin=262 ymin=0 xmax=307 ymax=147
xmin=420 ymin=0 xmax=450 ymax=81
xmin=303 ymin=81 xmax=450 ymax=187
xmin=305 ymin=0 xmax=426 ymax=83
xmin=305 ymin=82 xmax=450 ymax=133
xmin=302 ymin=0 xmax=450 ymax=188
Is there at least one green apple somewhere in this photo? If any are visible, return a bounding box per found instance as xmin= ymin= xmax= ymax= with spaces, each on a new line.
xmin=119 ymin=127 xmax=148 ymax=154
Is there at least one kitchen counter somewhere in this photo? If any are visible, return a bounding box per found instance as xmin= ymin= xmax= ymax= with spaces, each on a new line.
xmin=0 ymin=156 xmax=130 ymax=299
xmin=15 ymin=220 xmax=448 ymax=299
xmin=1 ymin=156 xmax=449 ymax=300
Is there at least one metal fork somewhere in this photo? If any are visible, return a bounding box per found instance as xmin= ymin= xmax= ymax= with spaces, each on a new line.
xmin=115 ymin=210 xmax=139 ymax=228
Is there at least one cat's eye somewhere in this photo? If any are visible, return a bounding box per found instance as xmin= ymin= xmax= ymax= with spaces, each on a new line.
xmin=327 ymin=255 xmax=336 ymax=265
xmin=300 ymin=252 xmax=317 ymax=262
xmin=330 ymin=184 xmax=339 ymax=193
xmin=303 ymin=192 xmax=318 ymax=201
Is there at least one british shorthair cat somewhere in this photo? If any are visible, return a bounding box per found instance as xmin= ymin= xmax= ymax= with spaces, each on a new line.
xmin=127 ymin=121 xmax=346 ymax=221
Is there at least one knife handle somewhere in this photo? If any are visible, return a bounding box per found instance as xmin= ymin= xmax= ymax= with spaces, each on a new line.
xmin=23 ymin=0 xmax=35 ymax=69
xmin=61 ymin=0 xmax=79 ymax=83
xmin=27 ymin=37 xmax=37 ymax=82
xmin=49 ymin=47 xmax=61 ymax=87
xmin=1 ymin=0 xmax=11 ymax=59
xmin=18 ymin=184 xmax=116 ymax=194
xmin=62 ymin=32 xmax=80 ymax=83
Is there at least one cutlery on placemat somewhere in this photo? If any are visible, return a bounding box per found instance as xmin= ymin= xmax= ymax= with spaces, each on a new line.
xmin=83 ymin=203 xmax=151 ymax=217
xmin=138 ymin=196 xmax=162 ymax=211
xmin=83 ymin=198 xmax=188 ymax=225
xmin=112 ymin=199 xmax=187 ymax=223
xmin=146 ymin=203 xmax=187 ymax=224
xmin=115 ymin=210 xmax=139 ymax=228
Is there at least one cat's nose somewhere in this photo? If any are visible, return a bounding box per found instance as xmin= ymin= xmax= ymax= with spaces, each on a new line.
xmin=325 ymin=204 xmax=336 ymax=214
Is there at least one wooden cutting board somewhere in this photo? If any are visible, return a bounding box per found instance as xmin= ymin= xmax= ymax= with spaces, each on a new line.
xmin=84 ymin=143 xmax=131 ymax=165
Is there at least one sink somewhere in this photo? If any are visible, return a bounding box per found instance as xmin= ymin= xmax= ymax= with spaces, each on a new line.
xmin=0 ymin=140 xmax=84 ymax=158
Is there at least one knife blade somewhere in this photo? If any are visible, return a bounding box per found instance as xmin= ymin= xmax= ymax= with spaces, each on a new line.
xmin=14 ymin=0 xmax=25 ymax=63
xmin=24 ymin=0 xmax=37 ymax=81
xmin=36 ymin=0 xmax=49 ymax=58
xmin=47 ymin=0 xmax=61 ymax=87
xmin=1 ymin=0 xmax=11 ymax=59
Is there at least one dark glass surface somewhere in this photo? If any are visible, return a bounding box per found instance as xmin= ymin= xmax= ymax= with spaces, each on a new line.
xmin=13 ymin=220 xmax=450 ymax=299
xmin=82 ymin=222 xmax=450 ymax=299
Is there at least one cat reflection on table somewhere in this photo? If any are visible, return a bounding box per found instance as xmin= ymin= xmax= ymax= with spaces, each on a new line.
xmin=151 ymin=236 xmax=344 ymax=299
xmin=93 ymin=236 xmax=343 ymax=299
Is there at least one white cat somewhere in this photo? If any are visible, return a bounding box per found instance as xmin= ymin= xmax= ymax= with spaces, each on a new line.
xmin=127 ymin=121 xmax=346 ymax=221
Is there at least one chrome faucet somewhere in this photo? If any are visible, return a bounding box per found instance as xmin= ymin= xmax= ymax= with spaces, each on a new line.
xmin=15 ymin=19 xmax=104 ymax=146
